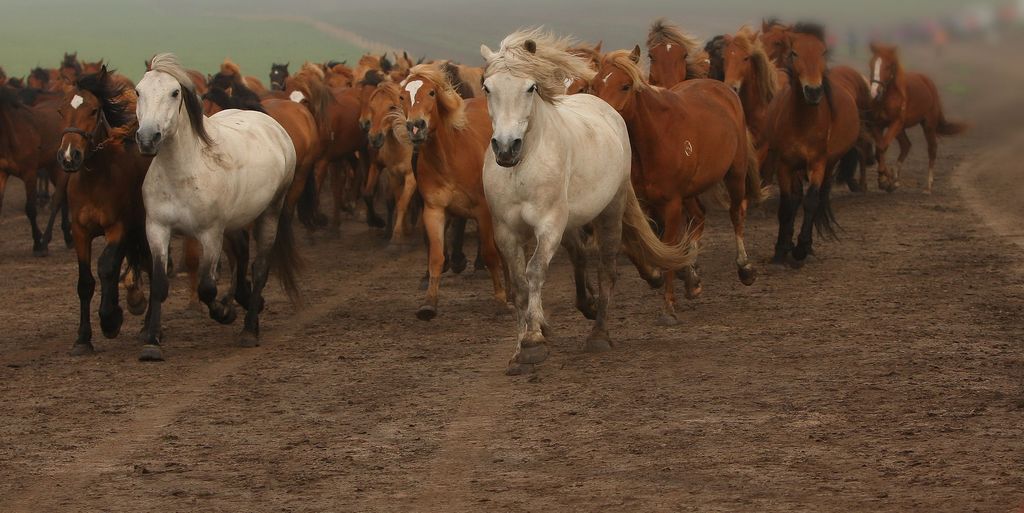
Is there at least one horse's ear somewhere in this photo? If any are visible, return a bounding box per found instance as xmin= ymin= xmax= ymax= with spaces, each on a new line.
xmin=99 ymin=64 xmax=108 ymax=78
xmin=403 ymin=51 xmax=409 ymax=61
xmin=524 ymin=40 xmax=537 ymax=54
xmin=869 ymin=41 xmax=880 ymax=53
xmin=594 ymin=41 xmax=603 ymax=53
xmin=629 ymin=45 xmax=641 ymax=63
xmin=480 ymin=44 xmax=497 ymax=62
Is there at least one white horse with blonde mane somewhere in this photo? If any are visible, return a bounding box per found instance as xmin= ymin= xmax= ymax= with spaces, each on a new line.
xmin=480 ymin=30 xmax=696 ymax=375
xmin=135 ymin=53 xmax=300 ymax=361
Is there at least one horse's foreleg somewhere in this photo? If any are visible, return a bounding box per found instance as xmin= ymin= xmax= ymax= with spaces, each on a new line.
xmin=417 ymin=206 xmax=446 ymax=321
xmin=97 ymin=227 xmax=128 ymax=340
xmin=197 ymin=228 xmax=234 ymax=326
xmin=493 ymin=222 xmax=530 ymax=374
xmin=391 ymin=170 xmax=416 ymax=243
xmin=773 ymin=165 xmax=801 ymax=264
xmin=923 ymin=125 xmax=938 ymax=194
xmin=726 ymin=167 xmax=755 ymax=285
xmin=140 ymin=223 xmax=171 ymax=361
xmin=561 ymin=227 xmax=596 ymax=320
xmin=586 ymin=196 xmax=625 ymax=353
xmin=473 ymin=209 xmax=507 ymax=305
xmin=895 ymin=130 xmax=912 ymax=185
xmin=876 ymin=120 xmax=904 ymax=191
xmin=656 ymin=198 xmax=686 ymax=326
xmin=70 ymin=225 xmax=95 ymax=355
xmin=794 ymin=159 xmax=827 ymax=262
xmin=362 ymin=161 xmax=386 ymax=228
xmin=446 ymin=216 xmax=468 ymax=275
xmin=521 ymin=219 xmax=563 ymax=345
xmin=679 ymin=197 xmax=705 ymax=300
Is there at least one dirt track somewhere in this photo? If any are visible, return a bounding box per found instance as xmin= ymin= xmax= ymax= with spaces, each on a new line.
xmin=1 ymin=40 xmax=1022 ymax=512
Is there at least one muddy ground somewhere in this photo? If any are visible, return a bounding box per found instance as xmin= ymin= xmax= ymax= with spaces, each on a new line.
xmin=0 ymin=39 xmax=1022 ymax=512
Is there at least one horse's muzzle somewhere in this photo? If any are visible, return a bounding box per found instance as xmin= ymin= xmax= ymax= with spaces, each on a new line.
xmin=58 ymin=147 xmax=83 ymax=172
xmin=359 ymin=119 xmax=371 ymax=133
xmin=491 ymin=137 xmax=523 ymax=168
xmin=802 ymin=85 xmax=824 ymax=105
xmin=406 ymin=119 xmax=428 ymax=145
xmin=369 ymin=132 xmax=385 ymax=150
xmin=136 ymin=129 xmax=162 ymax=156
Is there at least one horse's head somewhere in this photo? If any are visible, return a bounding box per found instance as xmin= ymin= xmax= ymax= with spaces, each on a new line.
xmin=723 ymin=28 xmax=775 ymax=99
xmin=366 ymin=83 xmax=404 ymax=150
xmin=760 ymin=19 xmax=791 ymax=65
xmin=869 ymin=42 xmax=899 ymax=99
xmin=400 ymin=65 xmax=463 ymax=147
xmin=358 ymin=70 xmax=386 ymax=131
xmin=786 ymin=24 xmax=829 ymax=106
xmin=136 ymin=53 xmax=210 ymax=156
xmin=646 ymin=18 xmax=700 ymax=87
xmin=60 ymin=52 xmax=81 ymax=82
xmin=56 ymin=84 xmax=102 ymax=171
xmin=270 ymin=63 xmax=289 ymax=91
xmin=202 ymin=86 xmax=231 ymax=116
xmin=591 ymin=46 xmax=646 ymax=116
xmin=29 ymin=67 xmax=50 ymax=90
xmin=704 ymin=35 xmax=728 ymax=81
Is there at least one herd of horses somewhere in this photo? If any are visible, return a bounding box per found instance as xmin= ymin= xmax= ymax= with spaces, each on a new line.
xmin=0 ymin=18 xmax=966 ymax=373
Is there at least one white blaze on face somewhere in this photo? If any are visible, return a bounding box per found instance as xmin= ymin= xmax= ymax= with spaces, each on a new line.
xmin=666 ymin=43 xmax=673 ymax=52
xmin=289 ymin=90 xmax=306 ymax=103
xmin=602 ymin=72 xmax=613 ymax=84
xmin=870 ymin=59 xmax=882 ymax=98
xmin=563 ymin=77 xmax=573 ymax=92
xmin=404 ymin=79 xmax=424 ymax=106
xmin=70 ymin=94 xmax=84 ymax=110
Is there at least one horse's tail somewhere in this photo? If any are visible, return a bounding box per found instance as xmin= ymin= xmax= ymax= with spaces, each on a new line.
xmin=621 ymin=184 xmax=697 ymax=273
xmin=270 ymin=209 xmax=304 ymax=305
xmin=937 ymin=113 xmax=968 ymax=136
xmin=296 ymin=167 xmax=319 ymax=229
xmin=815 ymin=165 xmax=843 ymax=240
xmin=743 ymin=131 xmax=766 ymax=204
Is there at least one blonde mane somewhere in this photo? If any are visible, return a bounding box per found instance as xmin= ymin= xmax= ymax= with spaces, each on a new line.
xmin=371 ymin=82 xmax=411 ymax=145
xmin=483 ymin=28 xmax=597 ymax=103
xmin=404 ymin=63 xmax=468 ymax=130
xmin=220 ymin=58 xmax=242 ymax=77
xmin=732 ymin=27 xmax=778 ymax=103
xmin=601 ymin=50 xmax=650 ymax=91
xmin=647 ymin=18 xmax=708 ymax=79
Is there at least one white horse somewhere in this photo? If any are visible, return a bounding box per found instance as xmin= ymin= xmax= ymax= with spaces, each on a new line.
xmin=135 ymin=53 xmax=300 ymax=361
xmin=480 ymin=30 xmax=697 ymax=375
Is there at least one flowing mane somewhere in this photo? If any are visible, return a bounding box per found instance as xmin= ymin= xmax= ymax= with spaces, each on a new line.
xmin=600 ymin=50 xmax=650 ymax=91
xmin=289 ymin=63 xmax=330 ymax=135
xmin=371 ymin=82 xmax=411 ymax=145
xmin=732 ymin=27 xmax=778 ymax=104
xmin=0 ymin=86 xmax=28 ymax=157
xmin=149 ymin=52 xmax=212 ymax=147
xmin=404 ymin=63 xmax=468 ymax=129
xmin=76 ymin=68 xmax=135 ymax=130
xmin=482 ymin=28 xmax=596 ymax=104
xmin=647 ymin=18 xmax=707 ymax=79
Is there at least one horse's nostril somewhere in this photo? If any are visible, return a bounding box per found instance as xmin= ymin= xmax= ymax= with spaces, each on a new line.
xmin=490 ymin=138 xmax=500 ymax=154
xmin=511 ymin=139 xmax=523 ymax=154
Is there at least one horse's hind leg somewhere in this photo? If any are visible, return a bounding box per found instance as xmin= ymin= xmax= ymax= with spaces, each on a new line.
xmin=726 ymin=168 xmax=755 ymax=286
xmin=22 ymin=170 xmax=47 ymax=256
xmin=656 ymin=198 xmax=686 ymax=326
xmin=562 ymin=227 xmax=597 ymax=320
xmin=362 ymin=161 xmax=386 ymax=229
xmin=773 ymin=165 xmax=801 ymax=264
xmin=586 ymin=193 xmax=625 ymax=353
xmin=679 ymin=197 xmax=705 ymax=300
xmin=224 ymin=230 xmax=252 ymax=310
xmin=895 ymin=130 xmax=912 ymax=187
xmin=97 ymin=238 xmax=127 ymax=339
xmin=70 ymin=225 xmax=95 ymax=355
xmin=508 ymin=218 xmax=563 ymax=370
xmin=793 ymin=159 xmax=827 ymax=263
xmin=238 ymin=211 xmax=278 ymax=347
xmin=923 ymin=125 xmax=938 ymax=194
xmin=447 ymin=216 xmax=468 ymax=274
xmin=0 ymin=171 xmax=7 ymax=214
xmin=196 ymin=228 xmax=236 ymax=326
xmin=140 ymin=223 xmax=172 ymax=361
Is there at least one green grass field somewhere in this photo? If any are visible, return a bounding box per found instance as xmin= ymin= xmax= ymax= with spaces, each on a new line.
xmin=0 ymin=0 xmax=363 ymax=82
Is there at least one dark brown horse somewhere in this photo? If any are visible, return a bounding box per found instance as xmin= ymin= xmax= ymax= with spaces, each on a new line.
xmin=400 ymin=63 xmax=507 ymax=320
xmin=869 ymin=42 xmax=966 ymax=193
xmin=0 ymin=85 xmax=70 ymax=255
xmin=592 ymin=47 xmax=761 ymax=325
xmin=55 ymin=68 xmax=152 ymax=355
xmin=763 ymin=23 xmax=862 ymax=265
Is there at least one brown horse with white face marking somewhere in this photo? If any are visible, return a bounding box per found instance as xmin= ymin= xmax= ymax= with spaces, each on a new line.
xmin=361 ymin=81 xmax=416 ymax=243
xmin=869 ymin=43 xmax=966 ymax=193
xmin=646 ymin=18 xmax=709 ymax=88
xmin=721 ymin=28 xmax=779 ymax=148
xmin=763 ymin=23 xmax=862 ymax=265
xmin=56 ymin=68 xmax=153 ymax=355
xmin=400 ymin=63 xmax=506 ymax=320
xmin=592 ymin=47 xmax=761 ymax=325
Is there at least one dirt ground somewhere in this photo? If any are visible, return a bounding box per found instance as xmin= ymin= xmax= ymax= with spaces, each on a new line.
xmin=1 ymin=39 xmax=1022 ymax=513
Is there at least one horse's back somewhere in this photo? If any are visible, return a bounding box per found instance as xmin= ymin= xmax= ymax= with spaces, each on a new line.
xmin=905 ymin=71 xmax=943 ymax=123
xmin=262 ymin=99 xmax=320 ymax=168
xmin=830 ymin=66 xmax=871 ymax=111
xmin=669 ymin=80 xmax=746 ymax=162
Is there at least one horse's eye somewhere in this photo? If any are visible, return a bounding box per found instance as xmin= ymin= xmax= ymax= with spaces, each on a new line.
xmin=389 ymin=105 xmax=398 ymax=111
xmin=171 ymin=89 xmax=180 ymax=98
xmin=744 ymin=56 xmax=751 ymax=62
xmin=527 ymin=84 xmax=536 ymax=94
xmin=428 ymin=90 xmax=435 ymax=97
xmin=790 ymin=51 xmax=798 ymax=59
xmin=620 ymin=83 xmax=631 ymax=91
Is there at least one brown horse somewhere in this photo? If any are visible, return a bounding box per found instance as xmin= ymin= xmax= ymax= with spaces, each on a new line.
xmin=763 ymin=23 xmax=862 ymax=265
xmin=59 ymin=52 xmax=82 ymax=82
xmin=400 ymin=63 xmax=506 ymax=320
xmin=869 ymin=42 xmax=966 ymax=193
xmin=721 ymin=28 xmax=779 ymax=149
xmin=361 ymin=81 xmax=416 ymax=243
xmin=592 ymin=47 xmax=761 ymax=324
xmin=55 ymin=68 xmax=152 ymax=355
xmin=566 ymin=41 xmax=603 ymax=94
xmin=646 ymin=18 xmax=710 ymax=87
xmin=0 ymin=85 xmax=70 ymax=255
xmin=215 ymin=59 xmax=268 ymax=96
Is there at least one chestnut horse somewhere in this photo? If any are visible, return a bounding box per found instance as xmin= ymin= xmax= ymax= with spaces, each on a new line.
xmin=869 ymin=43 xmax=966 ymax=193
xmin=55 ymin=68 xmax=152 ymax=355
xmin=721 ymin=28 xmax=779 ymax=150
xmin=593 ymin=47 xmax=761 ymax=325
xmin=361 ymin=81 xmax=416 ymax=243
xmin=763 ymin=23 xmax=862 ymax=265
xmin=400 ymin=63 xmax=506 ymax=320
xmin=566 ymin=41 xmax=603 ymax=94
xmin=646 ymin=18 xmax=710 ymax=87
xmin=0 ymin=85 xmax=70 ymax=255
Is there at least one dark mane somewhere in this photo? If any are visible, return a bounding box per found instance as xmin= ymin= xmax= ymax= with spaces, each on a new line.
xmin=229 ymin=79 xmax=265 ymax=112
xmin=763 ymin=17 xmax=787 ymax=30
xmin=76 ymin=68 xmax=133 ymax=128
xmin=442 ymin=61 xmax=474 ymax=99
xmin=183 ymin=87 xmax=212 ymax=146
xmin=704 ymin=35 xmax=728 ymax=81
xmin=203 ymin=86 xmax=233 ymax=111
xmin=61 ymin=52 xmax=82 ymax=74
xmin=30 ymin=67 xmax=50 ymax=84
xmin=0 ymin=85 xmax=25 ymax=110
xmin=793 ymin=22 xmax=827 ymax=43
xmin=326 ymin=60 xmax=347 ymax=68
xmin=360 ymin=69 xmax=385 ymax=87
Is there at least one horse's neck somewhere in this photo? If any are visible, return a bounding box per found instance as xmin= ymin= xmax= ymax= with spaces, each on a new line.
xmin=627 ymin=89 xmax=672 ymax=152
xmin=740 ymin=70 xmax=769 ymax=129
xmin=154 ymin=118 xmax=206 ymax=175
xmin=521 ymin=98 xmax=559 ymax=154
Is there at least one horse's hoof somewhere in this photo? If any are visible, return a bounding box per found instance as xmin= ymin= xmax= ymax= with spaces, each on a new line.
xmin=138 ymin=345 xmax=164 ymax=362
xmin=212 ymin=304 xmax=237 ymax=325
xmin=64 ymin=237 xmax=74 ymax=250
xmin=737 ymin=265 xmax=757 ymax=286
xmin=505 ymin=362 xmax=536 ymax=376
xmin=33 ymin=247 xmax=48 ymax=258
xmin=583 ymin=331 xmax=612 ymax=353
xmin=416 ymin=304 xmax=437 ymax=321
xmin=577 ymin=299 xmax=598 ymax=320
xmin=512 ymin=338 xmax=549 ymax=365
xmin=238 ymin=332 xmax=260 ymax=348
xmin=69 ymin=343 xmax=94 ymax=356
xmin=792 ymin=245 xmax=809 ymax=262
xmin=644 ymin=274 xmax=665 ymax=290
xmin=449 ymin=255 xmax=468 ymax=275
xmin=788 ymin=256 xmax=806 ymax=270
xmin=683 ymin=284 xmax=703 ymax=300
xmin=127 ymin=293 xmax=147 ymax=316
xmin=100 ymin=309 xmax=124 ymax=339
xmin=656 ymin=312 xmax=679 ymax=327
